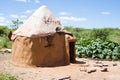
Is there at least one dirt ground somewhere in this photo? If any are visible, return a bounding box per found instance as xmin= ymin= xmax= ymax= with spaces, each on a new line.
xmin=0 ymin=53 xmax=120 ymax=80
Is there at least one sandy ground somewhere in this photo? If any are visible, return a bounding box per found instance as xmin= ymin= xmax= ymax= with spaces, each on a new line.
xmin=0 ymin=53 xmax=120 ymax=80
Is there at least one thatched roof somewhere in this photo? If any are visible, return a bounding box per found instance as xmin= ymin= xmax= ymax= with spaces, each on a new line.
xmin=12 ymin=5 xmax=64 ymax=38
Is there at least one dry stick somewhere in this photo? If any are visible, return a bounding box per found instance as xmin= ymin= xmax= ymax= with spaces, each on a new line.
xmin=59 ymin=76 xmax=71 ymax=80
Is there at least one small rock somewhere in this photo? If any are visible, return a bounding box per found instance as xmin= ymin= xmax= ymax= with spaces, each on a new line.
xmin=101 ymin=68 xmax=108 ymax=72
xmin=94 ymin=64 xmax=103 ymax=67
xmin=96 ymin=61 xmax=102 ymax=64
xmin=102 ymin=64 xmax=109 ymax=67
xmin=113 ymin=63 xmax=117 ymax=66
xmin=87 ymin=69 xmax=96 ymax=73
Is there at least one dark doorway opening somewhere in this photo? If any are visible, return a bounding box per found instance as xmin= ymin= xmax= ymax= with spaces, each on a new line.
xmin=69 ymin=42 xmax=76 ymax=63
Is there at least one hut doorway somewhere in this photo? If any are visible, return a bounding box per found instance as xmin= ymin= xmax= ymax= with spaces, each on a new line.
xmin=69 ymin=42 xmax=76 ymax=63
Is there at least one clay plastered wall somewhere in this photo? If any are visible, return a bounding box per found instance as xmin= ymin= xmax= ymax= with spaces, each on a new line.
xmin=11 ymin=33 xmax=70 ymax=67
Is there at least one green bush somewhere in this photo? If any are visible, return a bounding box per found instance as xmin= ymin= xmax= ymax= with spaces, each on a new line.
xmin=5 ymin=42 xmax=12 ymax=49
xmin=92 ymin=29 xmax=110 ymax=40
xmin=0 ymin=26 xmax=10 ymax=36
xmin=0 ymin=37 xmax=6 ymax=49
xmin=0 ymin=74 xmax=17 ymax=80
xmin=76 ymin=39 xmax=120 ymax=60
xmin=0 ymin=36 xmax=12 ymax=49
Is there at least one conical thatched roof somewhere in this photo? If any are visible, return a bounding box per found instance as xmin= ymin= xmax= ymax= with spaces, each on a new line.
xmin=12 ymin=5 xmax=64 ymax=37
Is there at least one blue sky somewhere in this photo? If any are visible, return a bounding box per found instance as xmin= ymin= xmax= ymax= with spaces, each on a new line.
xmin=0 ymin=0 xmax=120 ymax=29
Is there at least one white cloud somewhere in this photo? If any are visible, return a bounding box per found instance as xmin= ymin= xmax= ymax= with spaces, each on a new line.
xmin=24 ymin=10 xmax=33 ymax=14
xmin=20 ymin=15 xmax=27 ymax=18
xmin=0 ymin=16 xmax=6 ymax=22
xmin=61 ymin=20 xmax=68 ymax=24
xmin=101 ymin=11 xmax=111 ymax=15
xmin=16 ymin=0 xmax=27 ymax=2
xmin=15 ymin=0 xmax=40 ymax=3
xmin=0 ymin=16 xmax=7 ymax=25
xmin=35 ymin=0 xmax=40 ymax=3
xmin=59 ymin=16 xmax=88 ymax=22
xmin=0 ymin=23 xmax=7 ymax=26
xmin=6 ymin=20 xmax=10 ymax=24
xmin=10 ymin=14 xmax=28 ymax=19
xmin=59 ymin=12 xmax=71 ymax=16
xmin=10 ymin=14 xmax=19 ymax=18
xmin=9 ymin=14 xmax=28 ymax=23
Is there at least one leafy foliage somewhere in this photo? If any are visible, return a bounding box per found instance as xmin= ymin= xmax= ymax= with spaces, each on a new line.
xmin=11 ymin=19 xmax=23 ymax=29
xmin=65 ymin=27 xmax=120 ymax=44
xmin=0 ymin=26 xmax=10 ymax=36
xmin=0 ymin=26 xmax=12 ymax=49
xmin=92 ymin=28 xmax=110 ymax=40
xmin=0 ymin=36 xmax=12 ymax=49
xmin=0 ymin=74 xmax=17 ymax=80
xmin=65 ymin=27 xmax=120 ymax=60
xmin=65 ymin=26 xmax=93 ymax=42
xmin=76 ymin=39 xmax=120 ymax=60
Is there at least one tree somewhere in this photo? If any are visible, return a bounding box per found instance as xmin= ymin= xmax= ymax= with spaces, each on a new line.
xmin=11 ymin=19 xmax=23 ymax=28
xmin=0 ymin=26 xmax=10 ymax=36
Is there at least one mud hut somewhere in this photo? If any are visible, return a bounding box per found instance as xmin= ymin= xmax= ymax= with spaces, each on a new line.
xmin=10 ymin=6 xmax=76 ymax=67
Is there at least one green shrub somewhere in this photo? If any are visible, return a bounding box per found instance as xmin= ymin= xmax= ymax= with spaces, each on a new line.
xmin=5 ymin=42 xmax=12 ymax=49
xmin=0 ymin=26 xmax=12 ymax=49
xmin=0 ymin=37 xmax=12 ymax=49
xmin=0 ymin=37 xmax=6 ymax=49
xmin=0 ymin=26 xmax=10 ymax=36
xmin=92 ymin=29 xmax=110 ymax=40
xmin=76 ymin=39 xmax=120 ymax=60
xmin=0 ymin=74 xmax=17 ymax=80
